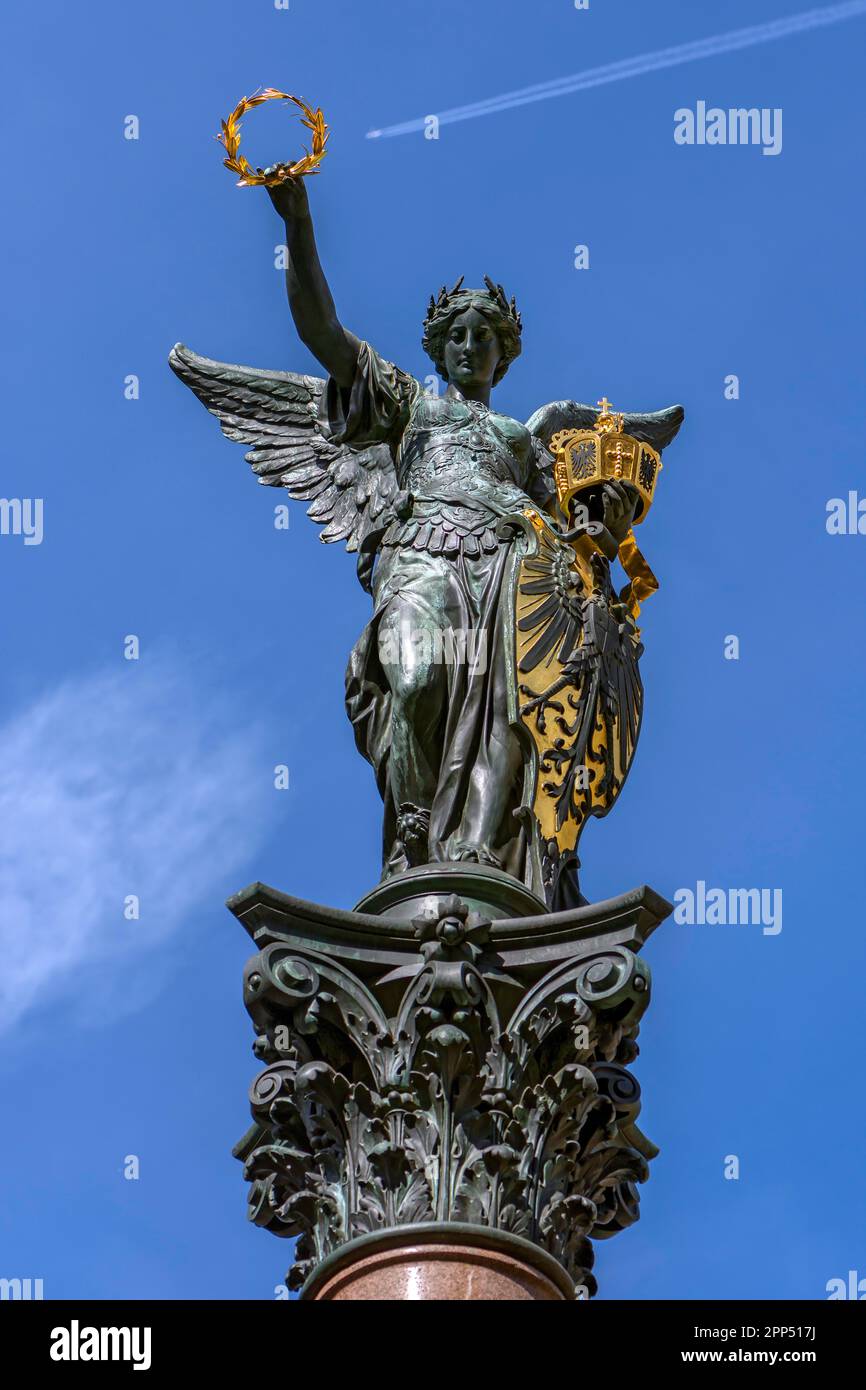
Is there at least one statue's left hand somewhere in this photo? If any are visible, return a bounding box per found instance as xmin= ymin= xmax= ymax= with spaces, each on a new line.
xmin=601 ymin=481 xmax=639 ymax=545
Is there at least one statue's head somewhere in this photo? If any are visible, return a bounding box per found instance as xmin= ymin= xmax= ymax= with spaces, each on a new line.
xmin=422 ymin=276 xmax=522 ymax=390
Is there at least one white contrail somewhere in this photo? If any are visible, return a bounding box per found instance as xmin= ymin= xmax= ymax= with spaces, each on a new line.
xmin=367 ymin=0 xmax=866 ymax=138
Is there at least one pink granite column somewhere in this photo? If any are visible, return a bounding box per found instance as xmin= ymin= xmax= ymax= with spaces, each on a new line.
xmin=300 ymin=1226 xmax=577 ymax=1302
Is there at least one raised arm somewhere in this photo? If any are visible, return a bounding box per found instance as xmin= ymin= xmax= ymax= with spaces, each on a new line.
xmin=266 ymin=177 xmax=360 ymax=388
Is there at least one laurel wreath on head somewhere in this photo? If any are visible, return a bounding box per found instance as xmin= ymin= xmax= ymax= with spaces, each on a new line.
xmin=216 ymin=88 xmax=329 ymax=187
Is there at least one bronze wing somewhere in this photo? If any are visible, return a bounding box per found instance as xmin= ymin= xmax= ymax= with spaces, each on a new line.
xmin=526 ymin=400 xmax=685 ymax=455
xmin=169 ymin=344 xmax=398 ymax=585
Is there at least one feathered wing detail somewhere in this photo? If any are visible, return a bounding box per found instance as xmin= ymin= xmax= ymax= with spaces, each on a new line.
xmin=168 ymin=343 xmax=398 ymax=556
xmin=525 ymin=399 xmax=685 ymax=454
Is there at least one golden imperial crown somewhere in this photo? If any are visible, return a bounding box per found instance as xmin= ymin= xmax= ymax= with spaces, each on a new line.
xmin=549 ymin=397 xmax=662 ymax=524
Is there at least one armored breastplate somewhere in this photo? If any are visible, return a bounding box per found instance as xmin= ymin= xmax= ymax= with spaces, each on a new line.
xmin=397 ymin=395 xmax=526 ymax=498
xmin=381 ymin=395 xmax=531 ymax=559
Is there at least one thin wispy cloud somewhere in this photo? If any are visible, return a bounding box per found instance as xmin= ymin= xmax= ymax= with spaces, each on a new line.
xmin=0 ymin=660 xmax=272 ymax=1033
xmin=367 ymin=0 xmax=866 ymax=138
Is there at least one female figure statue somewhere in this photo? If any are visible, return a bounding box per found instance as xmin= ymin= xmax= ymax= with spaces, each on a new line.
xmin=170 ymin=176 xmax=683 ymax=909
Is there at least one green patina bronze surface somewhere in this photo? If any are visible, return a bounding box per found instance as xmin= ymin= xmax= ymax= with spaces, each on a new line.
xmin=229 ymin=874 xmax=669 ymax=1298
xmin=169 ymin=177 xmax=683 ymax=909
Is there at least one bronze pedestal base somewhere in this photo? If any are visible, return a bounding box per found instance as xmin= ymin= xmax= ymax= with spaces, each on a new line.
xmin=229 ymin=869 xmax=670 ymax=1300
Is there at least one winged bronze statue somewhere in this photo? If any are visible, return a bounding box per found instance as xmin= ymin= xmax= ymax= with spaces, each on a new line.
xmin=170 ymin=175 xmax=683 ymax=909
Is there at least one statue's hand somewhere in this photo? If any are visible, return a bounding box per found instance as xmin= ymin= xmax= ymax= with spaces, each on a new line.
xmin=601 ymin=481 xmax=639 ymax=546
xmin=264 ymin=171 xmax=310 ymax=222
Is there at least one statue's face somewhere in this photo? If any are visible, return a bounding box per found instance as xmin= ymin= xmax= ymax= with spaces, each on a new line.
xmin=442 ymin=307 xmax=502 ymax=391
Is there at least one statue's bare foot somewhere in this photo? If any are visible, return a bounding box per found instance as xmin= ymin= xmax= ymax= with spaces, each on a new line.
xmin=449 ymin=842 xmax=503 ymax=870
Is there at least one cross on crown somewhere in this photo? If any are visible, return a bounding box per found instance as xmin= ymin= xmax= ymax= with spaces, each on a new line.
xmin=595 ymin=395 xmax=623 ymax=434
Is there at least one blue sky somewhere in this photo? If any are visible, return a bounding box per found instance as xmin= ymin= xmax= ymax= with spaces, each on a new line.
xmin=2 ymin=0 xmax=864 ymax=1300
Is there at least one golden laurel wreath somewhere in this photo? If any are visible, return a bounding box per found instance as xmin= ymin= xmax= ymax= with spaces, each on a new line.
xmin=216 ymin=88 xmax=329 ymax=187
